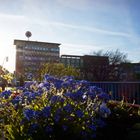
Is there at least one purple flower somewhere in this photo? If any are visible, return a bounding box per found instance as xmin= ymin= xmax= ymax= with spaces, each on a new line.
xmin=97 ymin=93 xmax=110 ymax=101
xmin=63 ymin=104 xmax=73 ymax=113
xmin=99 ymin=102 xmax=111 ymax=118
xmin=96 ymin=118 xmax=106 ymax=128
xmin=54 ymin=79 xmax=63 ymax=89
xmin=24 ymin=81 xmax=34 ymax=89
xmin=61 ymin=76 xmax=74 ymax=81
xmin=75 ymin=109 xmax=84 ymax=118
xmin=42 ymin=106 xmax=51 ymax=117
xmin=28 ymin=123 xmax=39 ymax=135
xmin=54 ymin=108 xmax=62 ymax=122
xmin=34 ymin=110 xmax=42 ymax=118
xmin=64 ymin=92 xmax=77 ymax=100
xmin=78 ymin=80 xmax=90 ymax=87
xmin=44 ymin=74 xmax=55 ymax=82
xmin=61 ymin=81 xmax=71 ymax=88
xmin=0 ymin=90 xmax=11 ymax=99
xmin=88 ymin=124 xmax=96 ymax=131
xmin=89 ymin=86 xmax=98 ymax=92
xmin=54 ymin=115 xmax=60 ymax=122
xmin=62 ymin=125 xmax=68 ymax=131
xmin=43 ymin=82 xmax=50 ymax=90
xmin=50 ymin=95 xmax=59 ymax=103
xmin=50 ymin=95 xmax=64 ymax=103
xmin=45 ymin=126 xmax=53 ymax=133
xmin=12 ymin=95 xmax=22 ymax=104
xmin=23 ymin=109 xmax=35 ymax=121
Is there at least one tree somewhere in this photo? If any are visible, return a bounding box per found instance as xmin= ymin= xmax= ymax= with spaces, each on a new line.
xmin=81 ymin=55 xmax=109 ymax=81
xmin=0 ymin=65 xmax=14 ymax=89
xmin=37 ymin=63 xmax=80 ymax=81
xmin=91 ymin=49 xmax=130 ymax=81
xmin=92 ymin=49 xmax=129 ymax=64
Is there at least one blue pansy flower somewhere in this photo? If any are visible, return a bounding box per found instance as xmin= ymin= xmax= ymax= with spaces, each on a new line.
xmin=96 ymin=118 xmax=106 ymax=128
xmin=63 ymin=104 xmax=73 ymax=113
xmin=24 ymin=81 xmax=34 ymax=89
xmin=50 ymin=95 xmax=64 ymax=103
xmin=75 ymin=109 xmax=84 ymax=118
xmin=11 ymin=95 xmax=22 ymax=104
xmin=88 ymin=124 xmax=96 ymax=131
xmin=23 ymin=109 xmax=35 ymax=121
xmin=62 ymin=125 xmax=68 ymax=131
xmin=44 ymin=74 xmax=55 ymax=82
xmin=0 ymin=90 xmax=11 ymax=99
xmin=28 ymin=123 xmax=39 ymax=135
xmin=42 ymin=106 xmax=51 ymax=117
xmin=45 ymin=126 xmax=53 ymax=133
xmin=43 ymin=82 xmax=50 ymax=90
xmin=97 ymin=92 xmax=110 ymax=101
xmin=54 ymin=79 xmax=63 ymax=89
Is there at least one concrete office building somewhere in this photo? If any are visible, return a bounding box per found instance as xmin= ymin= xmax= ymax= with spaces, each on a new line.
xmin=14 ymin=39 xmax=60 ymax=79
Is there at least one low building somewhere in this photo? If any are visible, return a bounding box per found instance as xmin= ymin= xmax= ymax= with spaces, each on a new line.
xmin=119 ymin=63 xmax=140 ymax=81
xmin=60 ymin=55 xmax=82 ymax=68
xmin=82 ymin=55 xmax=109 ymax=81
xmin=60 ymin=54 xmax=109 ymax=81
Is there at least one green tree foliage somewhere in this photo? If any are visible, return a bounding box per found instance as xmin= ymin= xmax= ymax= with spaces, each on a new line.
xmin=0 ymin=65 xmax=14 ymax=90
xmin=37 ymin=63 xmax=80 ymax=81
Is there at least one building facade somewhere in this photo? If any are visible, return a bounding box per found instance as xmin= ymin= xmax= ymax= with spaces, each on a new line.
xmin=14 ymin=39 xmax=60 ymax=79
xmin=119 ymin=63 xmax=140 ymax=81
xmin=82 ymin=55 xmax=109 ymax=81
xmin=60 ymin=54 xmax=109 ymax=81
xmin=60 ymin=55 xmax=83 ymax=68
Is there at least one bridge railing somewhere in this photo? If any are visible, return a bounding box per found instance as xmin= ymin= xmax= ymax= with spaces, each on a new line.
xmin=90 ymin=82 xmax=140 ymax=104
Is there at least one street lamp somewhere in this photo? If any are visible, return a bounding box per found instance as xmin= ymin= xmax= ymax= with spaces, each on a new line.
xmin=2 ymin=56 xmax=8 ymax=69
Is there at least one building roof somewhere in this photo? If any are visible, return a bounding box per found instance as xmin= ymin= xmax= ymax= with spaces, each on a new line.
xmin=61 ymin=54 xmax=82 ymax=58
xmin=14 ymin=39 xmax=61 ymax=46
xmin=83 ymin=55 xmax=109 ymax=59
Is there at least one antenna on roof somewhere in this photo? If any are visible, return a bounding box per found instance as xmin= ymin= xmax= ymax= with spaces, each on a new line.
xmin=25 ymin=31 xmax=32 ymax=41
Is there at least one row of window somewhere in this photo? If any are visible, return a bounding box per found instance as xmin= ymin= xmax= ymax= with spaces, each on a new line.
xmin=23 ymin=45 xmax=59 ymax=52
xmin=61 ymin=58 xmax=81 ymax=63
xmin=61 ymin=56 xmax=81 ymax=59
xmin=23 ymin=56 xmax=58 ymax=61
xmin=18 ymin=54 xmax=59 ymax=60
xmin=23 ymin=51 xmax=59 ymax=56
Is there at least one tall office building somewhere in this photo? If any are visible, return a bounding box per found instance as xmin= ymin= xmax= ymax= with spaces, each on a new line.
xmin=14 ymin=39 xmax=60 ymax=79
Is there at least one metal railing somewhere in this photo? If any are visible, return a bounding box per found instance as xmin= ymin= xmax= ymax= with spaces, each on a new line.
xmin=90 ymin=82 xmax=140 ymax=104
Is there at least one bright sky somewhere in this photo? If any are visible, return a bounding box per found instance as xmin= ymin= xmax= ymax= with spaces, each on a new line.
xmin=0 ymin=0 xmax=140 ymax=73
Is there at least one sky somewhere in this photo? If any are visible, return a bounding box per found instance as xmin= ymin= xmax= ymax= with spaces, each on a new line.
xmin=0 ymin=0 xmax=140 ymax=72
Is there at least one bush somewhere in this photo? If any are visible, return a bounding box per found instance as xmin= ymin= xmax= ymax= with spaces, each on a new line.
xmin=0 ymin=74 xmax=140 ymax=140
xmin=0 ymin=74 xmax=111 ymax=140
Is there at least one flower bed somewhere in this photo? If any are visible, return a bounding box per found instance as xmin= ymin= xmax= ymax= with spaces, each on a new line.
xmin=0 ymin=75 xmax=140 ymax=140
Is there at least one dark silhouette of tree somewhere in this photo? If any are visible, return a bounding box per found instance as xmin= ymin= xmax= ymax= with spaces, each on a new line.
xmin=81 ymin=55 xmax=109 ymax=81
xmin=90 ymin=49 xmax=130 ymax=81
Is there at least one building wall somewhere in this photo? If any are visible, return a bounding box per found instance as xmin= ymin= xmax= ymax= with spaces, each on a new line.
xmin=119 ymin=63 xmax=140 ymax=81
xmin=60 ymin=54 xmax=109 ymax=81
xmin=82 ymin=55 xmax=109 ymax=81
xmin=60 ymin=55 xmax=82 ymax=68
xmin=14 ymin=40 xmax=60 ymax=79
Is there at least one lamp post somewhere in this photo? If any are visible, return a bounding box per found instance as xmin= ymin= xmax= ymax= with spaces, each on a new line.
xmin=0 ymin=56 xmax=8 ymax=90
xmin=2 ymin=56 xmax=8 ymax=69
